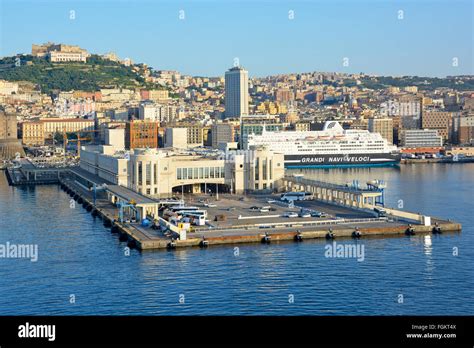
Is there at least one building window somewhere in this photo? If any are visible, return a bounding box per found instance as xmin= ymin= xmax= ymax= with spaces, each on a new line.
xmin=255 ymin=158 xmax=259 ymax=181
xmin=154 ymin=163 xmax=158 ymax=184
xmin=205 ymin=167 xmax=209 ymax=179
xmin=199 ymin=168 xmax=203 ymax=179
xmin=187 ymin=168 xmax=193 ymax=180
xmin=194 ymin=168 xmax=199 ymax=179
xmin=138 ymin=163 xmax=143 ymax=185
xmin=262 ymin=159 xmax=267 ymax=180
xmin=146 ymin=163 xmax=151 ymax=185
xmin=210 ymin=167 xmax=215 ymax=178
xmin=177 ymin=168 xmax=182 ymax=180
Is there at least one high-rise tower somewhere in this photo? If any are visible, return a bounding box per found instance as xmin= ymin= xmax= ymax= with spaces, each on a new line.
xmin=225 ymin=66 xmax=249 ymax=118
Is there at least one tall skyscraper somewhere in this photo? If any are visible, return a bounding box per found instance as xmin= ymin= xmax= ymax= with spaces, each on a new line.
xmin=225 ymin=66 xmax=249 ymax=118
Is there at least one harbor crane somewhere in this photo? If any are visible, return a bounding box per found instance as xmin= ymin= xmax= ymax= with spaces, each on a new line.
xmin=62 ymin=128 xmax=100 ymax=157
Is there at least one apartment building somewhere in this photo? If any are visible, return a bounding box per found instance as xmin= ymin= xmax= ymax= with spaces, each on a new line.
xmin=422 ymin=111 xmax=455 ymax=142
xmin=275 ymin=88 xmax=294 ymax=103
xmin=140 ymin=89 xmax=169 ymax=102
xmin=0 ymin=80 xmax=19 ymax=95
xmin=138 ymin=103 xmax=177 ymax=123
xmin=368 ymin=118 xmax=394 ymax=144
xmin=211 ymin=123 xmax=234 ymax=148
xmin=453 ymin=114 xmax=474 ymax=145
xmin=40 ymin=118 xmax=95 ymax=139
xmin=21 ymin=122 xmax=45 ymax=146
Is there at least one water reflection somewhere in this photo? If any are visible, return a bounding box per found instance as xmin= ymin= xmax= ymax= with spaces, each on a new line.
xmin=423 ymin=235 xmax=432 ymax=255
xmin=0 ymin=167 xmax=473 ymax=315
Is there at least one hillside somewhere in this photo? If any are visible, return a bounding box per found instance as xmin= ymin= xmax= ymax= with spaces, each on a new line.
xmin=358 ymin=76 xmax=474 ymax=91
xmin=0 ymin=54 xmax=158 ymax=94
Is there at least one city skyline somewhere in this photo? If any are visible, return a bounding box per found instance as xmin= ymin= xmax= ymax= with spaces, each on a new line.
xmin=1 ymin=0 xmax=472 ymax=78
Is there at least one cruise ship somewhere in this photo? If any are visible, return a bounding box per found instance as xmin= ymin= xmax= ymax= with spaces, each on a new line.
xmin=244 ymin=121 xmax=401 ymax=168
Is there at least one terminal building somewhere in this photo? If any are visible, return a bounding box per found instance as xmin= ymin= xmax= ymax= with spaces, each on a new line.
xmin=79 ymin=145 xmax=284 ymax=197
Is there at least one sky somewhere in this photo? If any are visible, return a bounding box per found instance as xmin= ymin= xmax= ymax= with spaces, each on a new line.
xmin=0 ymin=0 xmax=472 ymax=78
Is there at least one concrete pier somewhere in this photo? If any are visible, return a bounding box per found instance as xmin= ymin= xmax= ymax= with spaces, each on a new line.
xmin=59 ymin=177 xmax=461 ymax=251
xmin=7 ymin=165 xmax=462 ymax=251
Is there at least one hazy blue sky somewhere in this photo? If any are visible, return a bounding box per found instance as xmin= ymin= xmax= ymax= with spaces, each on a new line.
xmin=0 ymin=0 xmax=472 ymax=77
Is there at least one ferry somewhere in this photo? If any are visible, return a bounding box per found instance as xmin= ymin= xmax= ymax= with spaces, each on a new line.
xmin=245 ymin=121 xmax=401 ymax=168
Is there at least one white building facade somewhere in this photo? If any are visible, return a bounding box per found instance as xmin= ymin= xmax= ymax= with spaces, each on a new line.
xmin=79 ymin=146 xmax=285 ymax=196
xmin=400 ymin=129 xmax=443 ymax=148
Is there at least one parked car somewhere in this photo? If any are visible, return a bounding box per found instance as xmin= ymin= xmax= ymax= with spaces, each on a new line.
xmin=298 ymin=210 xmax=311 ymax=218
xmin=267 ymin=199 xmax=276 ymax=204
xmin=283 ymin=211 xmax=298 ymax=218
xmin=259 ymin=207 xmax=270 ymax=213
xmin=311 ymin=211 xmax=328 ymax=218
xmin=249 ymin=206 xmax=260 ymax=211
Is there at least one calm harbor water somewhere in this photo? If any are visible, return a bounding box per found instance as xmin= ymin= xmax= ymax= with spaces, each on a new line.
xmin=0 ymin=164 xmax=473 ymax=315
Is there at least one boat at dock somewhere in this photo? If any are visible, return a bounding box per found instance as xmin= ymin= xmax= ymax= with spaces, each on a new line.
xmin=245 ymin=121 xmax=401 ymax=168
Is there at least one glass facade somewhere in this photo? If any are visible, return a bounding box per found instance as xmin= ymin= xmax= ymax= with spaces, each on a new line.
xmin=176 ymin=166 xmax=225 ymax=180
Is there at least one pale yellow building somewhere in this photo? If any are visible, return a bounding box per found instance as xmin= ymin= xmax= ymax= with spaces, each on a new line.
xmin=256 ymin=101 xmax=288 ymax=115
xmin=40 ymin=118 xmax=95 ymax=139
xmin=80 ymin=146 xmax=285 ymax=196
xmin=368 ymin=118 xmax=393 ymax=144
xmin=22 ymin=122 xmax=45 ymax=146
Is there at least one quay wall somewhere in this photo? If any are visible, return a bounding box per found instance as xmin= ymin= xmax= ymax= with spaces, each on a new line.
xmin=59 ymin=179 xmax=462 ymax=251
xmin=383 ymin=207 xmax=424 ymax=223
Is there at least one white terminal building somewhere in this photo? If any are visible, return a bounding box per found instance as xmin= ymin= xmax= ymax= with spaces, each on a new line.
xmin=79 ymin=145 xmax=285 ymax=197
